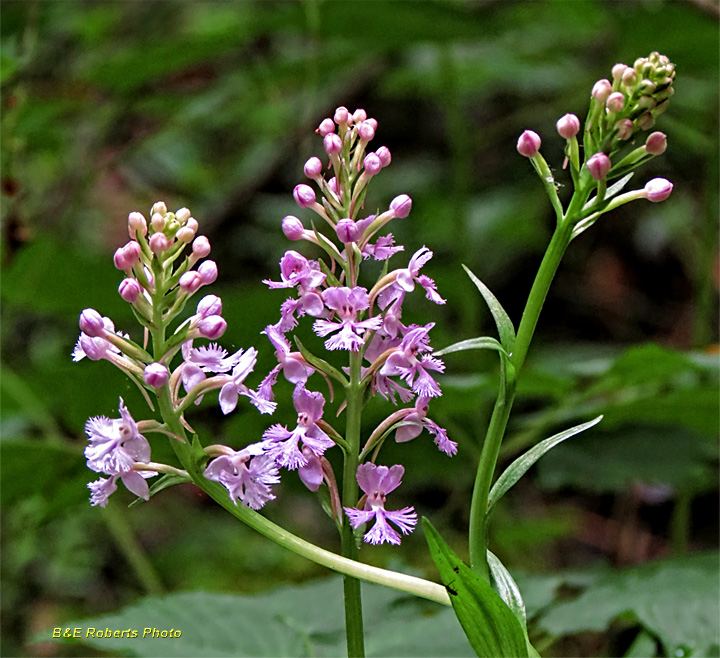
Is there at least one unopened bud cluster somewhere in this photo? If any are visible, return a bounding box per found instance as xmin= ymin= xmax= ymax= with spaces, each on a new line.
xmin=74 ymin=204 xmax=274 ymax=508
xmin=516 ymin=51 xmax=674 ymax=222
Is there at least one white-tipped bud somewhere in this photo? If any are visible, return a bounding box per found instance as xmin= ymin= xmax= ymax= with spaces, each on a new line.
xmin=611 ymin=63 xmax=628 ymax=82
xmin=644 ymin=177 xmax=673 ymax=203
xmin=592 ymin=79 xmax=612 ymax=103
xmin=176 ymin=226 xmax=196 ymax=243
xmin=151 ymin=213 xmax=166 ymax=232
xmin=192 ymin=235 xmax=211 ymax=258
xmin=127 ymin=212 xmax=147 ymax=238
xmin=175 ymin=207 xmax=191 ymax=223
xmin=151 ymin=201 xmax=167 ymax=217
xmin=606 ymin=92 xmax=625 ymax=113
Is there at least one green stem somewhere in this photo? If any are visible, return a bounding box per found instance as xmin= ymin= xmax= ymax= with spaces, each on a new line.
xmin=341 ymin=353 xmax=365 ymax=657
xmin=469 ymin=219 xmax=574 ymax=578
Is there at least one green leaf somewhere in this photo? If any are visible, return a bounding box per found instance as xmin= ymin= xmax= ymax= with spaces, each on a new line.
xmin=128 ymin=474 xmax=191 ymax=507
xmin=436 ymin=336 xmax=508 ymax=358
xmin=294 ymin=337 xmax=348 ymax=387
xmin=423 ymin=518 xmax=529 ymax=657
xmin=624 ymin=629 xmax=659 ymax=657
xmin=462 ymin=265 xmax=516 ymax=353
xmin=538 ymin=553 xmax=720 ymax=658
xmin=487 ymin=550 xmax=526 ymax=626
xmin=39 ymin=578 xmax=473 ymax=657
xmin=487 ymin=416 xmax=603 ymax=515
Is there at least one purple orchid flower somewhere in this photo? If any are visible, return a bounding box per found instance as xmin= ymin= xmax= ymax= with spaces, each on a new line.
xmin=344 ymin=463 xmax=417 ymax=545
xmin=263 ymin=250 xmax=326 ymax=290
xmin=378 ymin=246 xmax=446 ymax=310
xmin=379 ymin=323 xmax=445 ymax=398
xmin=262 ymin=385 xmax=335 ymax=471
xmin=396 ymin=395 xmax=457 ymax=456
xmin=217 ymin=347 xmax=276 ymax=415
xmin=84 ymin=398 xmax=156 ymax=505
xmin=362 ymin=233 xmax=404 ymax=261
xmin=72 ymin=316 xmax=127 ymax=362
xmin=265 ymin=251 xmax=327 ymax=331
xmin=204 ymin=443 xmax=280 ymax=510
xmin=313 ymin=287 xmax=383 ymax=351
xmin=181 ymin=341 xmax=250 ymax=404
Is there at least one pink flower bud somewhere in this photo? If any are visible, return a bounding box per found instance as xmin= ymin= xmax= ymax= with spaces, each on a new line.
xmin=197 ymin=294 xmax=222 ymax=318
xmin=113 ymin=246 xmax=131 ymax=271
xmin=645 ymin=131 xmax=667 ymax=155
xmin=390 ymin=194 xmax=412 ymax=218
xmin=358 ymin=121 xmax=375 ymax=141
xmin=323 ymin=133 xmax=342 ymax=155
xmin=352 ymin=109 xmax=367 ymax=123
xmin=556 ymin=114 xmax=580 ymax=139
xmin=317 ymin=118 xmax=335 ymax=136
xmin=79 ymin=309 xmax=105 ymax=337
xmin=293 ymin=184 xmax=316 ymax=208
xmin=175 ymin=207 xmax=191 ymax=223
xmin=127 ymin=212 xmax=147 ymax=238
xmin=144 ymin=363 xmax=168 ymax=389
xmin=192 ymin=236 xmax=211 ymax=258
xmin=198 ymin=260 xmax=218 ymax=285
xmin=282 ymin=215 xmax=305 ymax=240
xmin=614 ymin=119 xmax=634 ymax=140
xmin=179 ymin=271 xmax=202 ymax=294
xmin=592 ymin=79 xmax=612 ymax=103
xmin=328 ymin=177 xmax=340 ymax=197
xmin=376 ymin=146 xmax=391 ymax=167
xmin=606 ymin=92 xmax=625 ymax=113
xmin=185 ymin=217 xmax=199 ymax=233
xmin=516 ymin=130 xmax=541 ymax=157
xmin=612 ymin=63 xmax=628 ymax=81
xmin=304 ymin=156 xmax=323 ymax=178
xmin=118 ymin=278 xmax=142 ymax=303
xmin=335 ymin=218 xmax=359 ymax=243
xmin=621 ymin=68 xmax=638 ymax=87
xmin=636 ymin=112 xmax=655 ymax=131
xmin=587 ymin=153 xmax=612 ymax=180
xmin=151 ymin=201 xmax=167 ymax=217
xmin=151 ymin=213 xmax=166 ymax=232
xmin=643 ymin=178 xmax=673 ymax=203
xmin=363 ymin=153 xmax=382 ymax=176
xmin=198 ymin=315 xmax=226 ymax=340
xmin=334 ymin=106 xmax=349 ymax=125
xmin=149 ymin=232 xmax=169 ymax=254
xmin=365 ymin=118 xmax=378 ymax=131
xmin=176 ymin=226 xmax=195 ymax=243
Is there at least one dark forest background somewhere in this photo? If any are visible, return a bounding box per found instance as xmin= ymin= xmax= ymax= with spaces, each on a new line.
xmin=1 ymin=1 xmax=718 ymax=656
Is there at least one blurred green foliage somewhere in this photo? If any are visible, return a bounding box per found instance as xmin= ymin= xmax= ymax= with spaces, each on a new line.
xmin=1 ymin=1 xmax=718 ymax=656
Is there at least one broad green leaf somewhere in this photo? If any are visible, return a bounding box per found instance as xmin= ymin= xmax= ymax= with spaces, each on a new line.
xmin=462 ymin=265 xmax=516 ymax=353
xmin=39 ymin=578 xmax=473 ymax=657
xmin=423 ymin=518 xmax=528 ymax=657
xmin=537 ymin=425 xmax=716 ymax=494
xmin=624 ymin=629 xmax=659 ymax=657
xmin=436 ymin=336 xmax=508 ymax=358
xmin=538 ymin=553 xmax=720 ymax=658
xmin=487 ymin=416 xmax=603 ymax=515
